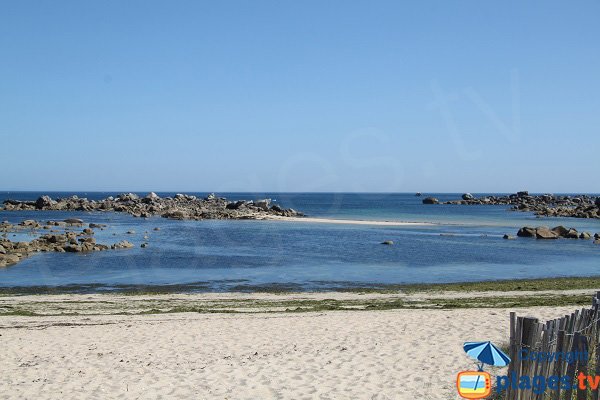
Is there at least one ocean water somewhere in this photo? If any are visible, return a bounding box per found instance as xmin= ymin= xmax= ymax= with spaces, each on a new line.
xmin=1 ymin=192 xmax=599 ymax=292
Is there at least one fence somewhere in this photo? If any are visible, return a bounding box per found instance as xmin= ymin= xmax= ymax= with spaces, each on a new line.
xmin=505 ymin=291 xmax=600 ymax=400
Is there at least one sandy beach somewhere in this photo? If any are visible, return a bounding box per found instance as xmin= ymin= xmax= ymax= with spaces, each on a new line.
xmin=0 ymin=294 xmax=577 ymax=400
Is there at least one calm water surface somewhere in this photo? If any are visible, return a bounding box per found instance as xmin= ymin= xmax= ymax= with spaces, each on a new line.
xmin=1 ymin=192 xmax=599 ymax=292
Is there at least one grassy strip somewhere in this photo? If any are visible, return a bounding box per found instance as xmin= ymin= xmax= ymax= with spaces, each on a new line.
xmin=390 ymin=277 xmax=600 ymax=294
xmin=0 ymin=293 xmax=592 ymax=317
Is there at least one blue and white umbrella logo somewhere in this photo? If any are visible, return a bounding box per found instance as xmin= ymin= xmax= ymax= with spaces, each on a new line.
xmin=464 ymin=341 xmax=511 ymax=369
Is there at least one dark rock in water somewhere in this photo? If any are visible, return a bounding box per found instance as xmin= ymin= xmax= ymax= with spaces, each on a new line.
xmin=63 ymin=244 xmax=82 ymax=252
xmin=596 ymin=198 xmax=600 ymax=208
xmin=111 ymin=240 xmax=134 ymax=249
xmin=89 ymin=223 xmax=107 ymax=229
xmin=535 ymin=227 xmax=558 ymax=239
xmin=517 ymin=191 xmax=529 ymax=197
xmin=381 ymin=240 xmax=394 ymax=245
xmin=517 ymin=227 xmax=536 ymax=238
xmin=35 ymin=195 xmax=55 ymax=209
xmin=422 ymin=197 xmax=439 ymax=205
xmin=415 ymin=192 xmax=422 ymax=197
xmin=64 ymin=218 xmax=84 ymax=225
xmin=580 ymin=232 xmax=592 ymax=240
xmin=503 ymin=234 xmax=515 ymax=240
xmin=82 ymin=228 xmax=94 ymax=235
xmin=226 ymin=200 xmax=247 ymax=210
xmin=141 ymin=243 xmax=147 ymax=248
xmin=462 ymin=193 xmax=474 ymax=200
xmin=565 ymin=228 xmax=579 ymax=239
xmin=551 ymin=226 xmax=569 ymax=237
xmin=153 ymin=227 xmax=160 ymax=231
xmin=270 ymin=204 xmax=283 ymax=212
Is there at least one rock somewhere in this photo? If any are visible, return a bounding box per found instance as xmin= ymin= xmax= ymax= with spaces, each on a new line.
xmin=566 ymin=228 xmax=579 ymax=239
xmin=141 ymin=243 xmax=147 ymax=248
xmin=226 ymin=200 xmax=247 ymax=210
xmin=206 ymin=193 xmax=216 ymax=200
xmin=146 ymin=192 xmax=160 ymax=200
xmin=503 ymin=234 xmax=515 ymax=240
xmin=64 ymin=218 xmax=84 ymax=225
xmin=126 ymin=230 xmax=136 ymax=235
xmin=422 ymin=197 xmax=439 ymax=205
xmin=89 ymin=223 xmax=107 ymax=229
xmin=111 ymin=240 xmax=134 ymax=249
xmin=517 ymin=227 xmax=536 ymax=238
xmin=82 ymin=228 xmax=94 ymax=235
xmin=20 ymin=220 xmax=38 ymax=227
xmin=270 ymin=205 xmax=283 ymax=212
xmin=63 ymin=244 xmax=82 ymax=252
xmin=381 ymin=240 xmax=394 ymax=245
xmin=35 ymin=195 xmax=56 ymax=209
xmin=551 ymin=226 xmax=569 ymax=237
xmin=415 ymin=192 xmax=422 ymax=196
xmin=3 ymin=254 xmax=20 ymax=265
xmin=153 ymin=227 xmax=160 ymax=231
xmin=517 ymin=191 xmax=529 ymax=197
xmin=596 ymin=198 xmax=600 ymax=208
xmin=580 ymin=232 xmax=592 ymax=240
xmin=462 ymin=193 xmax=474 ymax=200
xmin=118 ymin=193 xmax=139 ymax=201
xmin=535 ymin=227 xmax=558 ymax=239
xmin=0 ymin=245 xmax=5 ymax=254
xmin=163 ymin=210 xmax=187 ymax=220
xmin=255 ymin=199 xmax=271 ymax=211
xmin=595 ymin=233 xmax=600 ymax=240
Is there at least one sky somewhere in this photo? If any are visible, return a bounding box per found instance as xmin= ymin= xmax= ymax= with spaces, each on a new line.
xmin=1 ymin=1 xmax=599 ymax=193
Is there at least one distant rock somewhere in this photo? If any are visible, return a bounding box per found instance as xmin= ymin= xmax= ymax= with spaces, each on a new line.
xmin=415 ymin=192 xmax=422 ymax=197
xmin=64 ymin=218 xmax=84 ymax=225
xmin=255 ymin=199 xmax=271 ymax=211
xmin=503 ymin=234 xmax=515 ymax=240
xmin=118 ymin=193 xmax=139 ymax=202
xmin=422 ymin=197 xmax=439 ymax=205
xmin=580 ymin=232 xmax=592 ymax=240
xmin=535 ymin=227 xmax=558 ymax=239
xmin=381 ymin=240 xmax=394 ymax=245
xmin=111 ymin=240 xmax=134 ymax=249
xmin=517 ymin=227 xmax=536 ymax=238
xmin=35 ymin=195 xmax=55 ymax=209
xmin=517 ymin=191 xmax=529 ymax=197
xmin=596 ymin=198 xmax=600 ymax=208
xmin=551 ymin=226 xmax=569 ymax=237
xmin=462 ymin=193 xmax=474 ymax=200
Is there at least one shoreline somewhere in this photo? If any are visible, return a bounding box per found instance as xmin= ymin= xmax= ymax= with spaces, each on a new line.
xmin=1 ymin=276 xmax=599 ymax=316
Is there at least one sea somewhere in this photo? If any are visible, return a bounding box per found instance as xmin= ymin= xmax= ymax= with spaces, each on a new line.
xmin=1 ymin=192 xmax=599 ymax=292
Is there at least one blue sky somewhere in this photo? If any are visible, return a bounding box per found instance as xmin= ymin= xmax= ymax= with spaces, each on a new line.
xmin=1 ymin=1 xmax=599 ymax=192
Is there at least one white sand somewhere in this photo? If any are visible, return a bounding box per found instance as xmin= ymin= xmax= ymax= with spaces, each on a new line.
xmin=0 ymin=305 xmax=574 ymax=399
xmin=265 ymin=215 xmax=434 ymax=226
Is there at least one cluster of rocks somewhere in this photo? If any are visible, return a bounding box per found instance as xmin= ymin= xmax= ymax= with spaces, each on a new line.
xmin=511 ymin=225 xmax=600 ymax=242
xmin=423 ymin=191 xmax=600 ymax=219
xmin=0 ymin=220 xmax=136 ymax=267
xmin=1 ymin=193 xmax=304 ymax=220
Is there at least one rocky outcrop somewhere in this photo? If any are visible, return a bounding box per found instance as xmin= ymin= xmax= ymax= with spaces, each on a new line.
xmin=2 ymin=193 xmax=304 ymax=221
xmin=0 ymin=220 xmax=134 ymax=268
xmin=439 ymin=192 xmax=600 ymax=220
xmin=422 ymin=197 xmax=439 ymax=205
xmin=516 ymin=225 xmax=596 ymax=241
